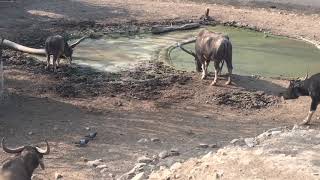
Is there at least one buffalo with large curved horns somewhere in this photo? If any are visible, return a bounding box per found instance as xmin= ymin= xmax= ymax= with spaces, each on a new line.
xmin=2 ymin=35 xmax=87 ymax=72
xmin=0 ymin=138 xmax=50 ymax=180
xmin=178 ymin=29 xmax=233 ymax=86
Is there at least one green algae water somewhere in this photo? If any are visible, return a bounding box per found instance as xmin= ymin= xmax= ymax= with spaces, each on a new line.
xmin=169 ymin=26 xmax=320 ymax=77
xmin=71 ymin=26 xmax=320 ymax=77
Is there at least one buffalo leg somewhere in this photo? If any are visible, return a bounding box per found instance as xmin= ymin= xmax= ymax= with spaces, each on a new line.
xmin=57 ymin=58 xmax=60 ymax=67
xmin=201 ymin=63 xmax=206 ymax=80
xmin=300 ymin=98 xmax=319 ymax=125
xmin=52 ymin=55 xmax=58 ymax=72
xmin=211 ymin=61 xmax=220 ymax=86
xmin=225 ymin=59 xmax=233 ymax=85
xmin=218 ymin=60 xmax=224 ymax=75
xmin=45 ymin=55 xmax=50 ymax=70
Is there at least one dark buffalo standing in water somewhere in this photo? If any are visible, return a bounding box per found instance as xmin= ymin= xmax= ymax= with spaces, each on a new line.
xmin=282 ymin=73 xmax=320 ymax=125
xmin=179 ymin=29 xmax=233 ymax=85
xmin=0 ymin=138 xmax=50 ymax=180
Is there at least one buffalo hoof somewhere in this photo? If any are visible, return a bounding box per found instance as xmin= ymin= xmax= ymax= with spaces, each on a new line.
xmin=225 ymin=81 xmax=231 ymax=85
xmin=299 ymin=120 xmax=311 ymax=126
xmin=211 ymin=81 xmax=217 ymax=86
xmin=201 ymin=76 xmax=206 ymax=80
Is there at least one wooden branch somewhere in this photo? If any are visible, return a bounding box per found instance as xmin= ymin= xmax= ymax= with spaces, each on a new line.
xmin=205 ymin=8 xmax=210 ymax=17
xmin=151 ymin=23 xmax=200 ymax=34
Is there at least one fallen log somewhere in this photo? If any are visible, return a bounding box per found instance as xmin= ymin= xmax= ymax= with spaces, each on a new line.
xmin=3 ymin=39 xmax=46 ymax=55
xmin=151 ymin=23 xmax=200 ymax=34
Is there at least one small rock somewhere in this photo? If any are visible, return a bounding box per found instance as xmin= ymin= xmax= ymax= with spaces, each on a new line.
xmin=159 ymin=149 xmax=180 ymax=159
xmin=53 ymin=126 xmax=58 ymax=131
xmin=198 ymin=143 xmax=209 ymax=148
xmin=138 ymin=138 xmax=149 ymax=143
xmin=109 ymin=173 xmax=115 ymax=178
xmin=230 ymin=139 xmax=239 ymax=144
xmin=151 ymin=138 xmax=160 ymax=142
xmin=203 ymin=151 xmax=213 ymax=159
xmin=96 ymin=164 xmax=107 ymax=169
xmin=209 ymin=144 xmax=218 ymax=148
xmin=203 ymin=115 xmax=209 ymax=118
xmin=170 ymin=149 xmax=180 ymax=156
xmin=133 ymin=163 xmax=147 ymax=172
xmin=159 ymin=151 xmax=169 ymax=159
xmin=85 ymin=127 xmax=90 ymax=131
xmin=244 ymin=138 xmax=256 ymax=147
xmin=317 ymin=116 xmax=320 ymax=120
xmin=28 ymin=131 xmax=33 ymax=135
xmin=170 ymin=148 xmax=179 ymax=153
xmin=174 ymin=174 xmax=180 ymax=178
xmin=132 ymin=172 xmax=144 ymax=180
xmin=313 ymin=173 xmax=319 ymax=176
xmin=81 ymin=157 xmax=88 ymax=162
xmin=271 ymin=131 xmax=282 ymax=135
xmin=170 ymin=162 xmax=182 ymax=171
xmin=137 ymin=156 xmax=152 ymax=163
xmin=87 ymin=159 xmax=103 ymax=167
xmin=100 ymin=168 xmax=108 ymax=173
xmin=55 ymin=172 xmax=63 ymax=179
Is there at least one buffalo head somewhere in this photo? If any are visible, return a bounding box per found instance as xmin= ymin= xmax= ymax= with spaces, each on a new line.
xmin=177 ymin=42 xmax=202 ymax=72
xmin=64 ymin=44 xmax=73 ymax=64
xmin=281 ymin=74 xmax=309 ymax=100
xmin=281 ymin=80 xmax=301 ymax=100
xmin=2 ymin=138 xmax=50 ymax=170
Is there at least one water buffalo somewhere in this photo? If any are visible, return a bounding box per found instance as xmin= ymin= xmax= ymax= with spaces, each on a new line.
xmin=2 ymin=35 xmax=87 ymax=72
xmin=0 ymin=138 xmax=50 ymax=180
xmin=179 ymin=29 xmax=233 ymax=85
xmin=45 ymin=35 xmax=86 ymax=72
xmin=282 ymin=73 xmax=320 ymax=125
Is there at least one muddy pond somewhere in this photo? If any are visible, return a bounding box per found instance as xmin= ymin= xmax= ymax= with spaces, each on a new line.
xmin=67 ymin=26 xmax=320 ymax=77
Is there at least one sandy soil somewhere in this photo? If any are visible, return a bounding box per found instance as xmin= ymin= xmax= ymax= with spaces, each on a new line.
xmin=1 ymin=0 xmax=320 ymax=180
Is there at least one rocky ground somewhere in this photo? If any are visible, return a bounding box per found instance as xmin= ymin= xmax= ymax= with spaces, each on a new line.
xmin=1 ymin=0 xmax=320 ymax=180
xmin=150 ymin=125 xmax=320 ymax=180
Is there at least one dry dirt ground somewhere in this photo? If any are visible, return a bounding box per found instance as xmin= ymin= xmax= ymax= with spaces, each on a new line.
xmin=1 ymin=0 xmax=320 ymax=180
xmin=150 ymin=126 xmax=320 ymax=180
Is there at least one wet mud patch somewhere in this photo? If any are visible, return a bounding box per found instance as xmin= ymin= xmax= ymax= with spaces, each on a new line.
xmin=3 ymin=50 xmax=191 ymax=101
xmin=212 ymin=90 xmax=279 ymax=109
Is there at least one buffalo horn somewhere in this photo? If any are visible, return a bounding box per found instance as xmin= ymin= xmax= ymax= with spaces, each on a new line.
xmin=35 ymin=140 xmax=50 ymax=155
xmin=304 ymin=72 xmax=309 ymax=80
xmin=1 ymin=138 xmax=25 ymax=154
xmin=69 ymin=36 xmax=87 ymax=49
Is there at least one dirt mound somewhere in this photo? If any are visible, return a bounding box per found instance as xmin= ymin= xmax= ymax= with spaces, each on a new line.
xmin=213 ymin=90 xmax=279 ymax=109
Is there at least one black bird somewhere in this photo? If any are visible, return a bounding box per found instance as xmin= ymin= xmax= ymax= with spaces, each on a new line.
xmin=74 ymin=138 xmax=89 ymax=147
xmin=85 ymin=132 xmax=97 ymax=140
